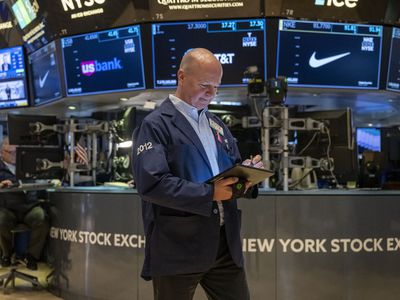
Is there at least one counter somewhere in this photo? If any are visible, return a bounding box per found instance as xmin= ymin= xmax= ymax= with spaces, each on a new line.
xmin=46 ymin=188 xmax=400 ymax=300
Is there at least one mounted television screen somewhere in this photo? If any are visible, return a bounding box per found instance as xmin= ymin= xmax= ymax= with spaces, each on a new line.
xmin=277 ymin=20 xmax=382 ymax=89
xmin=0 ymin=46 xmax=28 ymax=109
xmin=62 ymin=25 xmax=145 ymax=96
xmin=29 ymin=41 xmax=63 ymax=106
xmin=386 ymin=27 xmax=400 ymax=92
xmin=152 ymin=19 xmax=266 ymax=88
xmin=12 ymin=0 xmax=37 ymax=30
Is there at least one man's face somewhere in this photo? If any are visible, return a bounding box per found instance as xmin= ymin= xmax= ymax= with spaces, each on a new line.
xmin=1 ymin=143 xmax=16 ymax=165
xmin=177 ymin=62 xmax=222 ymax=110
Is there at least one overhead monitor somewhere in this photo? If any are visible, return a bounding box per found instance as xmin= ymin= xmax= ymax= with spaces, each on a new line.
xmin=28 ymin=41 xmax=63 ymax=106
xmin=152 ymin=19 xmax=267 ymax=88
xmin=386 ymin=27 xmax=400 ymax=92
xmin=0 ymin=46 xmax=29 ymax=109
xmin=61 ymin=25 xmax=145 ymax=96
xmin=277 ymin=20 xmax=383 ymax=89
xmin=12 ymin=0 xmax=37 ymax=30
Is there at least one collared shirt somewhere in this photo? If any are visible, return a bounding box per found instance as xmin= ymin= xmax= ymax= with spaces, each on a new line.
xmin=169 ymin=94 xmax=225 ymax=225
xmin=4 ymin=161 xmax=15 ymax=175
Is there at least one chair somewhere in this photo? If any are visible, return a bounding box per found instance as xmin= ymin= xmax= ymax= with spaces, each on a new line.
xmin=0 ymin=223 xmax=40 ymax=294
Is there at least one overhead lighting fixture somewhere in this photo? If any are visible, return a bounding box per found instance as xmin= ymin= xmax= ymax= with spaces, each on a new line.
xmin=367 ymin=123 xmax=373 ymax=127
xmin=120 ymin=97 xmax=128 ymax=102
xmin=68 ymin=105 xmax=76 ymax=110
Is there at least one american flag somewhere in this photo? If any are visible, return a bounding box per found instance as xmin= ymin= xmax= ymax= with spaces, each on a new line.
xmin=75 ymin=142 xmax=89 ymax=166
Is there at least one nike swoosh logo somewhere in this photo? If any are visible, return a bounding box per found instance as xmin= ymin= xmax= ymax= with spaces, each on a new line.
xmin=309 ymin=51 xmax=351 ymax=68
xmin=39 ymin=70 xmax=50 ymax=88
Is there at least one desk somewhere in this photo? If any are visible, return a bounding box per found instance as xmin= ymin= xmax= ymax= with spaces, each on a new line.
xmin=46 ymin=188 xmax=400 ymax=300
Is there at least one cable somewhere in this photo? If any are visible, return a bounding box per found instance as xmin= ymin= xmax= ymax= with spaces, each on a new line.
xmin=297 ymin=131 xmax=318 ymax=156
xmin=325 ymin=128 xmax=342 ymax=188
xmin=289 ymin=168 xmax=313 ymax=189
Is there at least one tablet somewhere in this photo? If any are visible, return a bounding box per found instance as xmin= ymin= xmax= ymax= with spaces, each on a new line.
xmin=206 ymin=164 xmax=274 ymax=185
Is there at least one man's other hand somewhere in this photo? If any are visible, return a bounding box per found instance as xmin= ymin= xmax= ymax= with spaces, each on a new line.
xmin=0 ymin=180 xmax=13 ymax=189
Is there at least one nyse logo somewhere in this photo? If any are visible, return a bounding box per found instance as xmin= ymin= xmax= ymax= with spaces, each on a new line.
xmin=361 ymin=37 xmax=374 ymax=51
xmin=61 ymin=0 xmax=106 ymax=12
xmin=81 ymin=57 xmax=122 ymax=76
xmin=315 ymin=0 xmax=358 ymax=8
xmin=242 ymin=33 xmax=257 ymax=47
xmin=214 ymin=53 xmax=235 ymax=64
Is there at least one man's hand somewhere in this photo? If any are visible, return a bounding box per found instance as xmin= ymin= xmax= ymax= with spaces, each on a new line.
xmin=0 ymin=180 xmax=13 ymax=189
xmin=242 ymin=154 xmax=263 ymax=169
xmin=242 ymin=154 xmax=264 ymax=190
xmin=213 ymin=177 xmax=238 ymax=201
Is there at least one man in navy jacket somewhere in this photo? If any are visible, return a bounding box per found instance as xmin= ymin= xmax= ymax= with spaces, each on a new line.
xmin=0 ymin=137 xmax=49 ymax=270
xmin=133 ymin=48 xmax=262 ymax=300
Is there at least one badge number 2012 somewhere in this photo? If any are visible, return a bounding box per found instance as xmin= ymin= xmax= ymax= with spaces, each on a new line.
xmin=137 ymin=142 xmax=153 ymax=155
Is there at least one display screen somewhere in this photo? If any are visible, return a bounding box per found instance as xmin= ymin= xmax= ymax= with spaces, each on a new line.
xmin=386 ymin=27 xmax=400 ymax=92
xmin=62 ymin=25 xmax=145 ymax=96
xmin=12 ymin=0 xmax=37 ymax=29
xmin=29 ymin=41 xmax=63 ymax=106
xmin=357 ymin=128 xmax=381 ymax=152
xmin=152 ymin=19 xmax=266 ymax=88
xmin=0 ymin=46 xmax=28 ymax=109
xmin=277 ymin=20 xmax=382 ymax=89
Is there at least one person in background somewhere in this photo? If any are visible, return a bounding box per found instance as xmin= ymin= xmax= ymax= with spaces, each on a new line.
xmin=133 ymin=48 xmax=263 ymax=300
xmin=5 ymin=85 xmax=11 ymax=101
xmin=0 ymin=137 xmax=49 ymax=270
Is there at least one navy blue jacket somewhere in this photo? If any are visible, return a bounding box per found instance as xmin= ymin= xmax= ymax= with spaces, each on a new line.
xmin=0 ymin=159 xmax=38 ymax=212
xmin=133 ymin=98 xmax=245 ymax=279
xmin=0 ymin=159 xmax=17 ymax=183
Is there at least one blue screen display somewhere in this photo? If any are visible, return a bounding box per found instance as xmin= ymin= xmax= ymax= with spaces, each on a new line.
xmin=277 ymin=20 xmax=382 ymax=89
xmin=386 ymin=27 xmax=400 ymax=92
xmin=0 ymin=46 xmax=28 ymax=109
xmin=62 ymin=25 xmax=145 ymax=96
xmin=29 ymin=41 xmax=63 ymax=106
xmin=152 ymin=19 xmax=266 ymax=88
xmin=357 ymin=128 xmax=381 ymax=152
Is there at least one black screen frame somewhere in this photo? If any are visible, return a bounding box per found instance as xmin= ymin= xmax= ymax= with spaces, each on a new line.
xmin=28 ymin=40 xmax=66 ymax=107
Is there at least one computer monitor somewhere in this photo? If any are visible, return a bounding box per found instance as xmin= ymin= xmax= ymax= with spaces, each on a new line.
xmin=0 ymin=46 xmax=29 ymax=109
xmin=357 ymin=128 xmax=381 ymax=152
xmin=7 ymin=114 xmax=59 ymax=146
xmin=28 ymin=41 xmax=64 ymax=106
xmin=295 ymin=108 xmax=358 ymax=185
xmin=16 ymin=146 xmax=63 ymax=180
xmin=380 ymin=127 xmax=400 ymax=187
xmin=277 ymin=19 xmax=383 ymax=89
xmin=386 ymin=27 xmax=400 ymax=92
xmin=152 ymin=18 xmax=266 ymax=88
xmin=61 ymin=24 xmax=145 ymax=96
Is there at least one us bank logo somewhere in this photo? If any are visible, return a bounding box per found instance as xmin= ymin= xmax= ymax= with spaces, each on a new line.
xmin=81 ymin=58 xmax=122 ymax=76
xmin=315 ymin=0 xmax=358 ymax=8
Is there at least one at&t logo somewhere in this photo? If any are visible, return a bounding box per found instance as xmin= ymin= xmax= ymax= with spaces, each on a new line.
xmin=315 ymin=0 xmax=358 ymax=8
